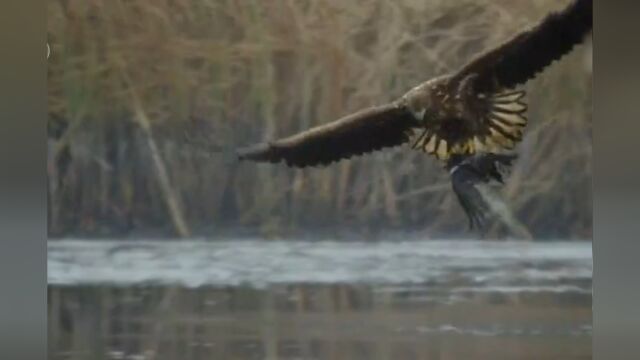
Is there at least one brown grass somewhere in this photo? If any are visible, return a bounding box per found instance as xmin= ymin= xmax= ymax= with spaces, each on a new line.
xmin=47 ymin=0 xmax=592 ymax=239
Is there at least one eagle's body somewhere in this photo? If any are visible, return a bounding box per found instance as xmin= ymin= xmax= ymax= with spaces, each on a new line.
xmin=234 ymin=0 xmax=592 ymax=231
xmin=400 ymin=74 xmax=527 ymax=160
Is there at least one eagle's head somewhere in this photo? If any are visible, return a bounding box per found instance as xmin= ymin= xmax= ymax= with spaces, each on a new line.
xmin=401 ymin=76 xmax=449 ymax=125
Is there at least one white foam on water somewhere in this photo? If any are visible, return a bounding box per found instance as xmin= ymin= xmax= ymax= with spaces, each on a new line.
xmin=48 ymin=239 xmax=592 ymax=289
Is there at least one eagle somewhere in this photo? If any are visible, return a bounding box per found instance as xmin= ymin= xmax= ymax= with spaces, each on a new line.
xmin=234 ymin=0 xmax=592 ymax=231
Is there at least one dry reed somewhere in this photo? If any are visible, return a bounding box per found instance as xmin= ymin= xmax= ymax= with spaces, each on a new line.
xmin=47 ymin=0 xmax=592 ymax=239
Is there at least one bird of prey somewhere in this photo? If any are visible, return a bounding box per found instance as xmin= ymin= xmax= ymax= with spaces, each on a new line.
xmin=235 ymin=0 xmax=592 ymax=230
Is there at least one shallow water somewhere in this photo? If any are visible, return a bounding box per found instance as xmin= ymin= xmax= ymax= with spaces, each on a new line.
xmin=48 ymin=240 xmax=592 ymax=359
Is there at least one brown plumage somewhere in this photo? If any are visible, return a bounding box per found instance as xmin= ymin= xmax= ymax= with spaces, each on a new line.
xmin=238 ymin=0 xmax=592 ymax=167
xmin=238 ymin=104 xmax=418 ymax=167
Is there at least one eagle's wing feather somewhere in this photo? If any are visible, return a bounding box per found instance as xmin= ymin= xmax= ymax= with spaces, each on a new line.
xmin=237 ymin=103 xmax=418 ymax=167
xmin=453 ymin=0 xmax=592 ymax=92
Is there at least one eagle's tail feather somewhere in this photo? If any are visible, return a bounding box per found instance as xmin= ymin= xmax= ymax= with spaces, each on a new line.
xmin=413 ymin=132 xmax=475 ymax=161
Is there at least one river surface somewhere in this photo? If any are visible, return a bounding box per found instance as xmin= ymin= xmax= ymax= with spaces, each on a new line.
xmin=48 ymin=239 xmax=592 ymax=360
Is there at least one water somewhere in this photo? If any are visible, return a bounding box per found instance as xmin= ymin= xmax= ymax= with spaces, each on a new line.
xmin=48 ymin=240 xmax=591 ymax=289
xmin=48 ymin=239 xmax=592 ymax=359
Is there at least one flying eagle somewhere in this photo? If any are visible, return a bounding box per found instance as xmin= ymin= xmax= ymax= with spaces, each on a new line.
xmin=235 ymin=0 xmax=592 ymax=230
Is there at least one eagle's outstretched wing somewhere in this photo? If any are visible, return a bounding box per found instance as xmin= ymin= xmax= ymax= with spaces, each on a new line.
xmin=453 ymin=0 xmax=592 ymax=92
xmin=237 ymin=103 xmax=418 ymax=167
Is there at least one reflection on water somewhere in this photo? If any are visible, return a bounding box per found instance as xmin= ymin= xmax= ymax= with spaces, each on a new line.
xmin=48 ymin=240 xmax=592 ymax=359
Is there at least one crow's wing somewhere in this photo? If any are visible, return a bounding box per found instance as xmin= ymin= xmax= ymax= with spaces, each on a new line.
xmin=448 ymin=153 xmax=518 ymax=231
xmin=453 ymin=0 xmax=592 ymax=92
xmin=237 ymin=103 xmax=418 ymax=167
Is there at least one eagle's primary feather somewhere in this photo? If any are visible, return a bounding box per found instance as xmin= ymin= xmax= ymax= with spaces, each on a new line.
xmin=454 ymin=0 xmax=593 ymax=92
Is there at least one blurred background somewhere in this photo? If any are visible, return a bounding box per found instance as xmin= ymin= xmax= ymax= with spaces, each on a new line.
xmin=47 ymin=0 xmax=592 ymax=359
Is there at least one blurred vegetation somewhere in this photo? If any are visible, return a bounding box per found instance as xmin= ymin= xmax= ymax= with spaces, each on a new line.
xmin=47 ymin=0 xmax=592 ymax=239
